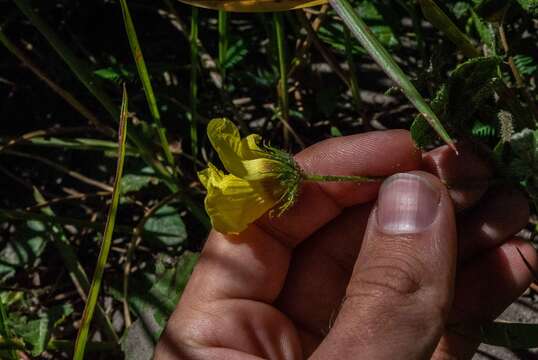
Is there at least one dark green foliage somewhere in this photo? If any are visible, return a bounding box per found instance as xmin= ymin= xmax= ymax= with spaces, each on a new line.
xmin=1 ymin=0 xmax=537 ymax=357
xmin=445 ymin=57 xmax=501 ymax=127
xmin=513 ymin=54 xmax=538 ymax=76
xmin=0 ymin=220 xmax=48 ymax=282
xmin=516 ymin=0 xmax=538 ymax=14
xmin=121 ymin=252 xmax=198 ymax=360
xmin=143 ymin=205 xmax=187 ymax=247
xmin=502 ymin=129 xmax=538 ymax=207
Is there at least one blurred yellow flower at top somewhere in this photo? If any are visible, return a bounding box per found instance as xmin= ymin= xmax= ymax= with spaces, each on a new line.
xmin=179 ymin=0 xmax=326 ymax=12
xmin=198 ymin=118 xmax=301 ymax=234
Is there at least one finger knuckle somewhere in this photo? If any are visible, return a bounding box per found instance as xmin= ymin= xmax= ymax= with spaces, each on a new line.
xmin=350 ymin=257 xmax=424 ymax=300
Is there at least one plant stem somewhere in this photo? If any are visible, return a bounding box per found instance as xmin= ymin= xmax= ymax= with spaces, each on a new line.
xmin=33 ymin=188 xmax=119 ymax=343
xmin=304 ymin=174 xmax=383 ymax=182
xmin=218 ymin=11 xmax=229 ymax=83
xmin=418 ymin=0 xmax=480 ymax=58
xmin=329 ymin=0 xmax=456 ymax=151
xmin=73 ymin=87 xmax=129 ymax=360
xmin=190 ymin=7 xmax=200 ymax=158
xmin=119 ymin=0 xmax=177 ymax=171
xmin=497 ymin=18 xmax=538 ymax=123
xmin=273 ymin=13 xmax=290 ymax=143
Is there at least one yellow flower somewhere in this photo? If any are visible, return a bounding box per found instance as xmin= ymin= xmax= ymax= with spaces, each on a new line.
xmin=178 ymin=0 xmax=326 ymax=12
xmin=198 ymin=118 xmax=301 ymax=234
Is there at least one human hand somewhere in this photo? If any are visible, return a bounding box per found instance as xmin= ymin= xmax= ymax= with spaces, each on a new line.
xmin=155 ymin=130 xmax=535 ymax=359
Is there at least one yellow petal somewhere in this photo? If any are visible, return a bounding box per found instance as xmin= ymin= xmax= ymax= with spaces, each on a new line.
xmin=203 ymin=173 xmax=283 ymax=234
xmin=198 ymin=162 xmax=224 ymax=188
xmin=207 ymin=118 xmax=270 ymax=177
xmin=178 ymin=0 xmax=327 ymax=12
xmin=241 ymin=158 xmax=282 ymax=181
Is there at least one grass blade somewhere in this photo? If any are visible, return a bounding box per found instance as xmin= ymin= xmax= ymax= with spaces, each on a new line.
xmin=329 ymin=0 xmax=456 ymax=151
xmin=119 ymin=0 xmax=176 ymax=170
xmin=274 ymin=13 xmax=290 ymax=143
xmin=32 ymin=188 xmax=119 ymax=343
xmin=189 ymin=7 xmax=200 ymax=157
xmin=418 ymin=0 xmax=480 ymax=58
xmin=73 ymin=87 xmax=129 ymax=360
xmin=218 ymin=11 xmax=229 ymax=83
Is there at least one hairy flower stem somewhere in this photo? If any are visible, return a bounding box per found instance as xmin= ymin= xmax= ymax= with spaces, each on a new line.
xmin=304 ymin=174 xmax=384 ymax=183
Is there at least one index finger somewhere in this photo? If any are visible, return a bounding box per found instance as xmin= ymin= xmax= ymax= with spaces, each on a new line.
xmin=181 ymin=130 xmax=422 ymax=305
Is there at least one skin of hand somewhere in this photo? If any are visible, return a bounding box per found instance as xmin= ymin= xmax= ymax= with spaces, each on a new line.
xmin=154 ymin=130 xmax=536 ymax=360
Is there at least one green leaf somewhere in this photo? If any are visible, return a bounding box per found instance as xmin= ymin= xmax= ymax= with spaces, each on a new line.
xmin=472 ymin=120 xmax=497 ymax=138
xmin=121 ymin=252 xmax=199 ymax=360
xmin=446 ymin=56 xmax=501 ymax=127
xmin=143 ymin=205 xmax=187 ymax=247
xmin=451 ymin=2 xmax=471 ymax=19
xmin=411 ymin=84 xmax=449 ymax=148
xmin=17 ymin=304 xmax=74 ymax=356
xmin=120 ymin=166 xmax=159 ymax=195
xmin=513 ymin=54 xmax=538 ymax=76
xmin=0 ymin=220 xmax=48 ymax=281
xmin=94 ymin=66 xmax=134 ymax=84
xmin=318 ymin=1 xmax=398 ymax=54
xmin=471 ymin=10 xmax=497 ymax=55
xmin=222 ymin=39 xmax=248 ymax=69
xmin=330 ymin=126 xmax=343 ymax=137
xmin=516 ymin=0 xmax=538 ymax=15
xmin=418 ymin=0 xmax=480 ymax=58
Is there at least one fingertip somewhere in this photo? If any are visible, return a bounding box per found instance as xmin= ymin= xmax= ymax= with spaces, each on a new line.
xmin=499 ymin=239 xmax=538 ymax=285
xmin=423 ymin=142 xmax=492 ymax=211
xmin=459 ymin=186 xmax=530 ymax=260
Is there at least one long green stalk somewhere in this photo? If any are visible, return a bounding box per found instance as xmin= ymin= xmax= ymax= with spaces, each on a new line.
xmin=329 ymin=0 xmax=455 ymax=151
xmin=33 ymin=188 xmax=118 ymax=343
xmin=218 ymin=11 xmax=229 ymax=82
xmin=189 ymin=8 xmax=200 ymax=157
xmin=273 ymin=13 xmax=290 ymax=140
xmin=118 ymin=0 xmax=177 ymax=170
xmin=73 ymin=88 xmax=129 ymax=360
xmin=343 ymin=27 xmax=361 ymax=113
xmin=418 ymin=0 xmax=480 ymax=58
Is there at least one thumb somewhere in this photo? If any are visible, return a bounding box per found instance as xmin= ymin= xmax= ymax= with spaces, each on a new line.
xmin=311 ymin=172 xmax=457 ymax=360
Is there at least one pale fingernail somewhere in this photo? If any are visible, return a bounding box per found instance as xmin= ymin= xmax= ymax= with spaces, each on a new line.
xmin=377 ymin=173 xmax=440 ymax=234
